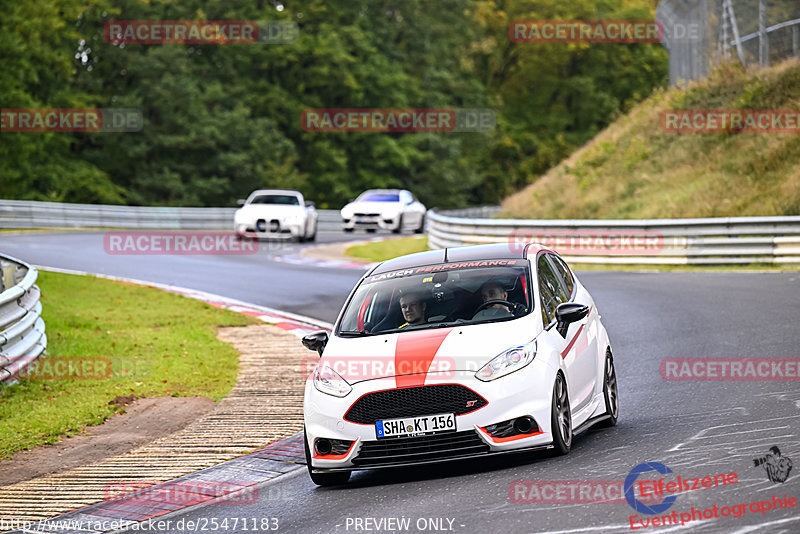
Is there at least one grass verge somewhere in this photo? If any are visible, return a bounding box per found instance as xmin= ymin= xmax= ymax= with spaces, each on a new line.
xmin=501 ymin=59 xmax=800 ymax=219
xmin=0 ymin=271 xmax=257 ymax=459
xmin=345 ymin=236 xmax=428 ymax=262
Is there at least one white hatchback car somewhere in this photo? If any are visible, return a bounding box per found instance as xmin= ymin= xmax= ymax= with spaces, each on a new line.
xmin=234 ymin=189 xmax=318 ymax=242
xmin=301 ymin=243 xmax=619 ymax=486
xmin=341 ymin=189 xmax=426 ymax=234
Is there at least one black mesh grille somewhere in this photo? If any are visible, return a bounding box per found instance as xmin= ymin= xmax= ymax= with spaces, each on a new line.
xmin=352 ymin=430 xmax=490 ymax=467
xmin=344 ymin=384 xmax=487 ymax=424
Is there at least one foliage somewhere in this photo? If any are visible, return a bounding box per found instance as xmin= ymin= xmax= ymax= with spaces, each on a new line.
xmin=1 ymin=0 xmax=667 ymax=209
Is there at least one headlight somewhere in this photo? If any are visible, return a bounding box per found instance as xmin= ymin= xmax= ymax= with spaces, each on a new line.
xmin=313 ymin=364 xmax=352 ymax=397
xmin=475 ymin=339 xmax=537 ymax=382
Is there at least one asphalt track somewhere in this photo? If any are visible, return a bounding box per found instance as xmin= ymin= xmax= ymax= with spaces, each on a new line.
xmin=1 ymin=231 xmax=799 ymax=534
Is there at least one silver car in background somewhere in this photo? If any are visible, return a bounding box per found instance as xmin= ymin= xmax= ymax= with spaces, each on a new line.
xmin=234 ymin=189 xmax=318 ymax=242
xmin=341 ymin=189 xmax=426 ymax=234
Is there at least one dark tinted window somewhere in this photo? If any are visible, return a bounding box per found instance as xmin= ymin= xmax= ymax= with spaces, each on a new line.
xmin=537 ymin=255 xmax=569 ymax=325
xmin=548 ymin=254 xmax=575 ymax=297
xmin=360 ymin=193 xmax=400 ymax=202
xmin=250 ymin=195 xmax=300 ymax=205
xmin=338 ymin=263 xmax=531 ymax=335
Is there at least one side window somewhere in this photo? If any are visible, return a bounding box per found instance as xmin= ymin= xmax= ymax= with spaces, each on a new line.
xmin=548 ymin=254 xmax=575 ymax=298
xmin=537 ymin=255 xmax=569 ymax=325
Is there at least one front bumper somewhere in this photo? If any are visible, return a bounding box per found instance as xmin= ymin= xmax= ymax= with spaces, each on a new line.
xmin=235 ymin=220 xmax=302 ymax=238
xmin=342 ymin=214 xmax=400 ymax=231
xmin=304 ymin=367 xmax=556 ymax=472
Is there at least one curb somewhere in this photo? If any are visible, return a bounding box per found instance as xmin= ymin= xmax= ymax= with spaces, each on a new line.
xmin=0 ymin=269 xmax=323 ymax=532
xmin=2 ymin=434 xmax=306 ymax=534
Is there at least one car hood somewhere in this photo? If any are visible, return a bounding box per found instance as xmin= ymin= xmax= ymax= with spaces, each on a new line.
xmin=343 ymin=201 xmax=401 ymax=215
xmin=320 ymin=320 xmax=537 ymax=386
xmin=236 ymin=205 xmax=303 ymax=217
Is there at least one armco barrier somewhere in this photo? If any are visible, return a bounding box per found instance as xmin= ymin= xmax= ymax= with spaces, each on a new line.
xmin=0 ymin=254 xmax=46 ymax=383
xmin=427 ymin=209 xmax=800 ymax=265
xmin=0 ymin=199 xmax=341 ymax=230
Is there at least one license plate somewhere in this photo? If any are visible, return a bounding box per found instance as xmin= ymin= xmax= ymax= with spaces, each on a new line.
xmin=375 ymin=413 xmax=456 ymax=439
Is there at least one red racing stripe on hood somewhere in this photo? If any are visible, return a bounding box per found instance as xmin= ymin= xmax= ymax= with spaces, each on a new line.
xmin=395 ymin=328 xmax=454 ymax=388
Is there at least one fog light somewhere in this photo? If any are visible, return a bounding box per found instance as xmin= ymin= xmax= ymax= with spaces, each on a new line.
xmin=513 ymin=416 xmax=536 ymax=434
xmin=314 ymin=438 xmax=332 ymax=456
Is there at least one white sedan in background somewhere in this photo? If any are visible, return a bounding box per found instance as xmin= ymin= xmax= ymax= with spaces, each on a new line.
xmin=234 ymin=189 xmax=317 ymax=242
xmin=341 ymin=189 xmax=426 ymax=234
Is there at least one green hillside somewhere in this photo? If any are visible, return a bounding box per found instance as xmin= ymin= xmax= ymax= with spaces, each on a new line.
xmin=500 ymin=60 xmax=800 ymax=219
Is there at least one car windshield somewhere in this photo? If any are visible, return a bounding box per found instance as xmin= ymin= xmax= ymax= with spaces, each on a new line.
xmin=250 ymin=194 xmax=300 ymax=205
xmin=359 ymin=193 xmax=400 ymax=202
xmin=338 ymin=261 xmax=532 ymax=336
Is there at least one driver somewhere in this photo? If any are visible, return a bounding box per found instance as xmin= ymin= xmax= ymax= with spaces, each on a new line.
xmin=479 ymin=281 xmax=512 ymax=311
xmin=398 ymin=290 xmax=428 ymax=328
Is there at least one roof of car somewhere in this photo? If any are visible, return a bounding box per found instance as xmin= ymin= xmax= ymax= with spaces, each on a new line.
xmin=359 ymin=189 xmax=404 ymax=195
xmin=249 ymin=189 xmax=303 ymax=196
xmin=369 ymin=243 xmax=549 ymax=275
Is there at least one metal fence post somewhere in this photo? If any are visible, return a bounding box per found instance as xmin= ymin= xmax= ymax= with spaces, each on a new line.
xmin=759 ymin=0 xmax=769 ymax=66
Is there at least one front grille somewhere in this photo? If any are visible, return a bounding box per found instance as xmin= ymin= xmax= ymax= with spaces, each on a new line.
xmin=352 ymin=430 xmax=490 ymax=467
xmin=344 ymin=384 xmax=487 ymax=425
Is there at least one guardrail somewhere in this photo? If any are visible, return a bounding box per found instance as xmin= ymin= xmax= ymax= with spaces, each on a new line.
xmin=0 ymin=254 xmax=46 ymax=384
xmin=0 ymin=199 xmax=342 ymax=230
xmin=427 ymin=209 xmax=800 ymax=265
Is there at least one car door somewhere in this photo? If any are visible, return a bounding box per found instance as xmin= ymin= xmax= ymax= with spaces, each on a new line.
xmin=535 ymin=254 xmax=594 ymax=412
xmin=547 ymin=253 xmax=598 ymax=411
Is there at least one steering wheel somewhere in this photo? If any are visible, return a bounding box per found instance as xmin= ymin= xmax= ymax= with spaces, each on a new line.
xmin=474 ymin=299 xmax=518 ymax=315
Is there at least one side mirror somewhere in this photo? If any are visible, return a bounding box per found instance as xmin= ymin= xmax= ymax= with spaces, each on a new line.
xmin=305 ymin=200 xmax=315 ymax=208
xmin=302 ymin=330 xmax=329 ymax=356
xmin=555 ymin=302 xmax=589 ymax=338
xmin=236 ymin=199 xmax=247 ymax=206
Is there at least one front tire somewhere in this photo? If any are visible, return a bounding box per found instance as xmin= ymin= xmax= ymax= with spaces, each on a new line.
xmin=392 ymin=214 xmax=404 ymax=234
xmin=550 ymin=373 xmax=572 ymax=455
xmin=415 ymin=214 xmax=425 ymax=234
xmin=304 ymin=428 xmax=351 ymax=486
xmin=598 ymin=350 xmax=619 ymax=427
